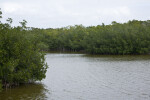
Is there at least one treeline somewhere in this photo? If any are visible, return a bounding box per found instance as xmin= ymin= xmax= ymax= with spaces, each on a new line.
xmin=0 ymin=10 xmax=48 ymax=91
xmin=33 ymin=20 xmax=150 ymax=55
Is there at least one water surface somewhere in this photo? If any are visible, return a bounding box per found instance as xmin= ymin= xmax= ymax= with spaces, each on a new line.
xmin=1 ymin=53 xmax=150 ymax=100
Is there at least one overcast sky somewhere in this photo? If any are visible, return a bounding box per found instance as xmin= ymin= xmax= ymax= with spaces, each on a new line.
xmin=0 ymin=0 xmax=150 ymax=28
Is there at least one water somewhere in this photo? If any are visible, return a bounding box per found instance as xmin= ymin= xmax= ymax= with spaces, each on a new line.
xmin=1 ymin=53 xmax=150 ymax=100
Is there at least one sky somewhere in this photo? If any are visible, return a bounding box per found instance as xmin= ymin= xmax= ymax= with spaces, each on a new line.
xmin=0 ymin=0 xmax=150 ymax=28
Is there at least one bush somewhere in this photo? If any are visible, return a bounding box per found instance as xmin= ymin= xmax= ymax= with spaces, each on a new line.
xmin=0 ymin=12 xmax=48 ymax=88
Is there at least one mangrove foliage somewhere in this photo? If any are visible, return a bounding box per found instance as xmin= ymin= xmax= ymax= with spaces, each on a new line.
xmin=31 ymin=20 xmax=150 ymax=55
xmin=0 ymin=9 xmax=48 ymax=90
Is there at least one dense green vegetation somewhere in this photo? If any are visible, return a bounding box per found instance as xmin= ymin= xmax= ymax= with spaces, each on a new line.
xmin=0 ymin=10 xmax=48 ymax=90
xmin=33 ymin=20 xmax=150 ymax=55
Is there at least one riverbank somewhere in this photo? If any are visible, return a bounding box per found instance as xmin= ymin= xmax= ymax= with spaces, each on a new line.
xmin=44 ymin=50 xmax=150 ymax=55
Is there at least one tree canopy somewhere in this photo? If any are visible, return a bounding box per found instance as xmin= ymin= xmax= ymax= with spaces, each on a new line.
xmin=0 ymin=10 xmax=48 ymax=90
xmin=34 ymin=20 xmax=150 ymax=55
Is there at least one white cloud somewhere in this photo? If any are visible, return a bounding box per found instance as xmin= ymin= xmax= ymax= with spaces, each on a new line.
xmin=97 ymin=6 xmax=130 ymax=17
xmin=0 ymin=0 xmax=150 ymax=28
xmin=1 ymin=2 xmax=39 ymax=15
xmin=2 ymin=2 xmax=22 ymax=13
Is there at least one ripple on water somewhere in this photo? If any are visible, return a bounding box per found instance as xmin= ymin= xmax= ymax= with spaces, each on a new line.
xmin=1 ymin=54 xmax=150 ymax=100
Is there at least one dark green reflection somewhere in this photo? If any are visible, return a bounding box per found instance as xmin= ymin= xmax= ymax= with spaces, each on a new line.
xmin=84 ymin=54 xmax=150 ymax=61
xmin=0 ymin=83 xmax=49 ymax=100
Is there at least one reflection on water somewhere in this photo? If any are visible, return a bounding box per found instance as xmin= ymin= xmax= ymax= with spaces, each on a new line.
xmin=0 ymin=83 xmax=49 ymax=100
xmin=85 ymin=54 xmax=150 ymax=61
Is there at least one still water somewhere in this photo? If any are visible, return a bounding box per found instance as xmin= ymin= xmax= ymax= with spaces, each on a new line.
xmin=1 ymin=53 xmax=150 ymax=100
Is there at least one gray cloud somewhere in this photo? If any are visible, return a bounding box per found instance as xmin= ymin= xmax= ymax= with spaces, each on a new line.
xmin=0 ymin=0 xmax=150 ymax=28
